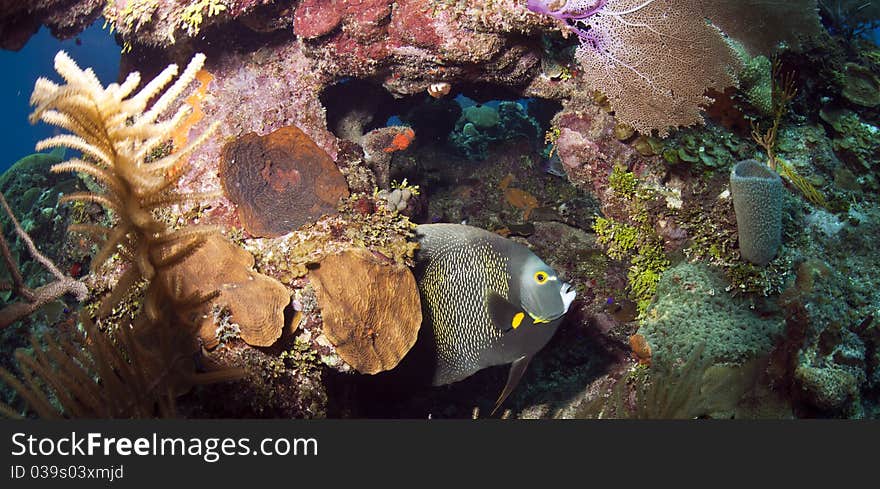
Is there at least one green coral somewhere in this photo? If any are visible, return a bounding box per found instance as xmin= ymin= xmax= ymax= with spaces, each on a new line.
xmin=389 ymin=178 xmax=421 ymax=196
xmin=180 ymin=0 xmax=227 ymax=36
xmin=662 ymin=126 xmax=751 ymax=173
xmin=739 ymin=55 xmax=774 ymax=116
xmin=593 ymin=168 xmax=671 ymax=315
xmin=608 ymin=165 xmax=638 ymax=197
xmin=592 ymin=217 xmax=638 ymax=259
xmin=627 ymin=241 xmax=669 ymax=314
xmin=640 ymin=262 xmax=784 ymax=368
xmin=462 ymin=105 xmax=500 ymax=129
xmin=280 ymin=337 xmax=321 ymax=375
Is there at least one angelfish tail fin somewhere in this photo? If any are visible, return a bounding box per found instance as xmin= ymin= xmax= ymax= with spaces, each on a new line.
xmin=490 ymin=355 xmax=532 ymax=416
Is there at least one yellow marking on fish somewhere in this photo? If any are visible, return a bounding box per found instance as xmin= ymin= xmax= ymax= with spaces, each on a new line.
xmin=512 ymin=312 xmax=525 ymax=329
xmin=529 ymin=313 xmax=550 ymax=324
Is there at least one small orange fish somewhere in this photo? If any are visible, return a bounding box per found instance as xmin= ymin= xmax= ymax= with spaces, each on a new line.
xmin=383 ymin=127 xmax=415 ymax=153
xmin=499 ymin=174 xmax=539 ymax=221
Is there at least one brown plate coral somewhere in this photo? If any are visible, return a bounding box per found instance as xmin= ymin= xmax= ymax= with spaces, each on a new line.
xmin=158 ymin=233 xmax=291 ymax=349
xmin=220 ymin=126 xmax=350 ymax=238
xmin=309 ymin=248 xmax=421 ymax=374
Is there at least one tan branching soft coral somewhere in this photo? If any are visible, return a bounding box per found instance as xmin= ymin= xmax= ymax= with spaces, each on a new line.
xmin=0 ymin=51 xmax=243 ymax=418
xmin=0 ymin=192 xmax=87 ymax=329
xmin=29 ymin=50 xmax=221 ymax=316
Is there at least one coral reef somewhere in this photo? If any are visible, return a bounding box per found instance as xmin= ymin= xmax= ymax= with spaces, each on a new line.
xmin=4 ymin=0 xmax=879 ymax=421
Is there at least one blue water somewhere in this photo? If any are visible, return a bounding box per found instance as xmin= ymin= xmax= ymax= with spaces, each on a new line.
xmin=0 ymin=18 xmax=119 ymax=173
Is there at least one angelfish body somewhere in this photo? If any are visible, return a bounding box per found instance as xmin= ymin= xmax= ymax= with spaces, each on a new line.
xmin=413 ymin=223 xmax=576 ymax=413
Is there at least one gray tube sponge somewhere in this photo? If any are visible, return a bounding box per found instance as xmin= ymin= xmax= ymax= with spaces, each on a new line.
xmin=730 ymin=159 xmax=783 ymax=265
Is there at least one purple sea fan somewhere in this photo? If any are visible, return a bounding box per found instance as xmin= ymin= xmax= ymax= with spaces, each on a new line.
xmin=527 ymin=0 xmax=822 ymax=137
xmin=526 ymin=0 xmax=608 ymax=21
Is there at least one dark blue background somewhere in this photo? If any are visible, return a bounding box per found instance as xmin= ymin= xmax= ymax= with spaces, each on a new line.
xmin=1 ymin=19 xmax=119 ymax=172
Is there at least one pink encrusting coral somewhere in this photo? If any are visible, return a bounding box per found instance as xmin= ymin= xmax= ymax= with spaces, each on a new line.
xmin=554 ymin=104 xmax=644 ymax=200
xmin=293 ymin=0 xmax=392 ymax=40
xmin=293 ymin=0 xmax=542 ymax=95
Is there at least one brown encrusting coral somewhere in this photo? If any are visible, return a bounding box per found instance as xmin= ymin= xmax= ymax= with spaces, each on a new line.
xmin=309 ymin=248 xmax=421 ymax=375
xmin=158 ymin=233 xmax=290 ymax=349
xmin=220 ymin=126 xmax=350 ymax=237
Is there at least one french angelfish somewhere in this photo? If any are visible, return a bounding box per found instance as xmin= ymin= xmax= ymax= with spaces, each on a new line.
xmin=413 ymin=223 xmax=576 ymax=414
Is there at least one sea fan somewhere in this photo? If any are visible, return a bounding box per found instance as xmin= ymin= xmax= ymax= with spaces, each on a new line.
xmin=527 ymin=0 xmax=822 ymax=136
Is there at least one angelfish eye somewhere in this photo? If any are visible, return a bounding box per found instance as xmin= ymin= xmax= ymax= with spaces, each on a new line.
xmin=534 ymin=271 xmax=549 ymax=284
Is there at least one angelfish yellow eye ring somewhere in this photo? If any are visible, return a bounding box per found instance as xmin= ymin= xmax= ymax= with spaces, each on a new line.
xmin=534 ymin=271 xmax=549 ymax=284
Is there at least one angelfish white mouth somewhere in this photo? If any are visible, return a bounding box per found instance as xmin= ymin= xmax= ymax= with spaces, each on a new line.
xmin=560 ymin=282 xmax=576 ymax=313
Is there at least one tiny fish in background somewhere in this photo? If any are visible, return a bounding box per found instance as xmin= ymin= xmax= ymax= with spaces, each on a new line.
xmin=414 ymin=223 xmax=576 ymax=414
xmin=542 ymin=152 xmax=567 ymax=177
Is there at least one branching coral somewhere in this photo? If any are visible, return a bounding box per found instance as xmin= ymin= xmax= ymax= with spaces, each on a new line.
xmin=0 ymin=192 xmax=87 ymax=329
xmin=29 ymin=50 xmax=220 ymax=316
xmin=0 ymin=311 xmax=240 ymax=418
xmin=751 ymin=61 xmax=828 ymax=208
xmin=0 ymin=50 xmax=236 ymax=418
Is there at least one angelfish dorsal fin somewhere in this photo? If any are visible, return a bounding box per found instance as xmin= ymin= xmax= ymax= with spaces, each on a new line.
xmin=487 ymin=292 xmax=525 ymax=334
xmin=491 ymin=355 xmax=532 ymax=416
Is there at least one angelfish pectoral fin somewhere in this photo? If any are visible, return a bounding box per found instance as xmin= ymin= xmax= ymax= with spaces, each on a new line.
xmin=490 ymin=355 xmax=532 ymax=416
xmin=487 ymin=292 xmax=521 ymax=333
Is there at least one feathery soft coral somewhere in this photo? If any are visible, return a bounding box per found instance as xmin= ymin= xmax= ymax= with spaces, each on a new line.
xmin=29 ymin=50 xmax=220 ymax=315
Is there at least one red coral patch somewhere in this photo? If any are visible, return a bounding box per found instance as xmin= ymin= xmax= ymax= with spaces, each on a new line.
xmin=293 ymin=0 xmax=344 ymax=38
xmin=389 ymin=0 xmax=442 ymax=48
